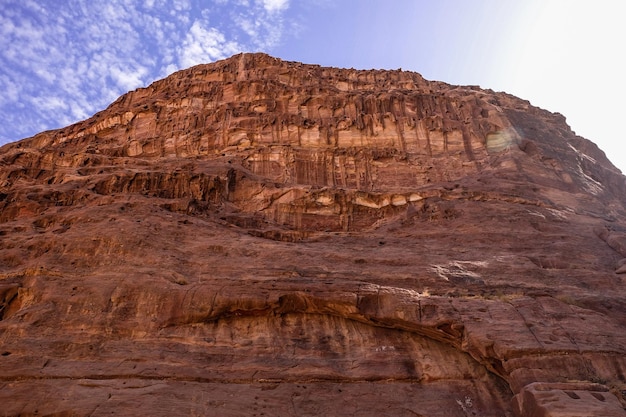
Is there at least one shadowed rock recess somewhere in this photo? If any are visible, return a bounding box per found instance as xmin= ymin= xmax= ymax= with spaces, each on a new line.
xmin=1 ymin=53 xmax=626 ymax=416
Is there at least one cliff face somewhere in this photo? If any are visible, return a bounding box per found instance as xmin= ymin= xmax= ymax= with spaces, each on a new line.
xmin=1 ymin=53 xmax=625 ymax=416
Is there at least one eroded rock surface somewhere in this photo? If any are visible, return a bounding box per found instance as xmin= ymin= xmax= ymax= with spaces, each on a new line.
xmin=1 ymin=53 xmax=625 ymax=416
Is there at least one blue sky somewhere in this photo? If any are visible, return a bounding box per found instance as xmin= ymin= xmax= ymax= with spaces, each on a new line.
xmin=1 ymin=0 xmax=625 ymax=172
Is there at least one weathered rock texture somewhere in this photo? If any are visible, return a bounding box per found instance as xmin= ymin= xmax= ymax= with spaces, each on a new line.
xmin=1 ymin=53 xmax=626 ymax=416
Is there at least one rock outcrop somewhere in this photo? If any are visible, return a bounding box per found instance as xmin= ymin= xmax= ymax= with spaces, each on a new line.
xmin=1 ymin=53 xmax=625 ymax=416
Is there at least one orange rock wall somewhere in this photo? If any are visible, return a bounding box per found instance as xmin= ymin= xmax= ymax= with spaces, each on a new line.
xmin=1 ymin=53 xmax=625 ymax=416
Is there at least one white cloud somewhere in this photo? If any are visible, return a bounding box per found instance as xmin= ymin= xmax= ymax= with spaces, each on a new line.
xmin=164 ymin=63 xmax=179 ymax=75
xmin=69 ymin=102 xmax=91 ymax=121
xmin=31 ymin=96 xmax=68 ymax=113
xmin=261 ymin=0 xmax=289 ymax=13
xmin=110 ymin=65 xmax=150 ymax=91
xmin=235 ymin=15 xmax=259 ymax=38
xmin=172 ymin=0 xmax=191 ymax=11
xmin=0 ymin=74 xmax=22 ymax=104
xmin=178 ymin=21 xmax=242 ymax=68
xmin=34 ymin=68 xmax=57 ymax=84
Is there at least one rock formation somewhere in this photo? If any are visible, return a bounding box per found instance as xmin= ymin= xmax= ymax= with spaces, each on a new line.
xmin=1 ymin=53 xmax=625 ymax=416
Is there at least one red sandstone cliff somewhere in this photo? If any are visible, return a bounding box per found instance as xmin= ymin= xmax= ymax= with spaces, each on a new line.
xmin=1 ymin=53 xmax=625 ymax=416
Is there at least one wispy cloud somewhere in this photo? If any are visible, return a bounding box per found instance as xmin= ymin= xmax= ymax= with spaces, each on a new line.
xmin=262 ymin=0 xmax=290 ymax=13
xmin=178 ymin=21 xmax=242 ymax=69
xmin=0 ymin=0 xmax=292 ymax=144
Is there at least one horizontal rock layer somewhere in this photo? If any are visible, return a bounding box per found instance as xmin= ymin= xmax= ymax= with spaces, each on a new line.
xmin=1 ymin=53 xmax=626 ymax=416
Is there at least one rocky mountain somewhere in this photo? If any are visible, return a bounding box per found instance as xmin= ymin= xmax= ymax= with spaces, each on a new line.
xmin=1 ymin=53 xmax=625 ymax=416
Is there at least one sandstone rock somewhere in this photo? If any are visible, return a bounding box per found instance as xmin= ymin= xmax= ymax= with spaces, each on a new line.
xmin=513 ymin=382 xmax=626 ymax=417
xmin=0 ymin=53 xmax=625 ymax=416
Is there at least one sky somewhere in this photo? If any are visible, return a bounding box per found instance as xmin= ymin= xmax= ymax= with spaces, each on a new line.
xmin=1 ymin=0 xmax=624 ymax=173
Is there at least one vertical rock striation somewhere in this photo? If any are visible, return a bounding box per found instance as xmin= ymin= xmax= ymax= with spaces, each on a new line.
xmin=1 ymin=53 xmax=625 ymax=416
